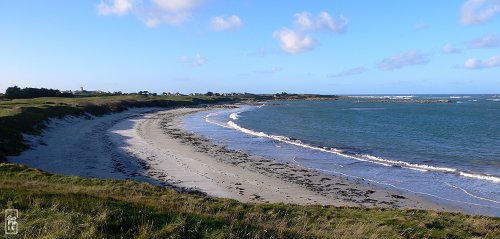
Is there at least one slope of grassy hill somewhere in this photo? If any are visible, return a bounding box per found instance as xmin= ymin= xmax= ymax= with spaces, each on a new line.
xmin=1 ymin=164 xmax=498 ymax=239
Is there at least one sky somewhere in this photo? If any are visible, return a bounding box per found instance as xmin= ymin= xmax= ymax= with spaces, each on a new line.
xmin=1 ymin=0 xmax=499 ymax=94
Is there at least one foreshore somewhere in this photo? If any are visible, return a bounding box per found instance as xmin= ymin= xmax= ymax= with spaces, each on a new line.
xmin=10 ymin=105 xmax=456 ymax=211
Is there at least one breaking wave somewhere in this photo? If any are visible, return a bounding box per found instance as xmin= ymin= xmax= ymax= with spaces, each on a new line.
xmin=229 ymin=112 xmax=239 ymax=120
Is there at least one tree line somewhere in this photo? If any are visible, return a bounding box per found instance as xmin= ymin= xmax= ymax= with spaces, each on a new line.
xmin=3 ymin=86 xmax=73 ymax=99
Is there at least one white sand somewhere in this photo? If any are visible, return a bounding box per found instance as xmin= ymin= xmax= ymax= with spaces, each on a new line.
xmin=10 ymin=108 xmax=162 ymax=185
xmin=112 ymin=108 xmax=334 ymax=204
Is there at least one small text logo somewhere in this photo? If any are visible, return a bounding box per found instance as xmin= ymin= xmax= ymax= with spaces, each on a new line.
xmin=5 ymin=209 xmax=18 ymax=235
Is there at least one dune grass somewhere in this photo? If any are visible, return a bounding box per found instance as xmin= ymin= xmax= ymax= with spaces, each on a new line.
xmin=0 ymin=164 xmax=498 ymax=238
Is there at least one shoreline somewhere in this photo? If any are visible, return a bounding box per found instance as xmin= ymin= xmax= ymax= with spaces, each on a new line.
xmin=10 ymin=106 xmax=460 ymax=212
xmin=160 ymin=107 xmax=457 ymax=210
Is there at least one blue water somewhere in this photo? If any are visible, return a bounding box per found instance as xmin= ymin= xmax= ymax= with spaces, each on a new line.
xmin=182 ymin=95 xmax=500 ymax=216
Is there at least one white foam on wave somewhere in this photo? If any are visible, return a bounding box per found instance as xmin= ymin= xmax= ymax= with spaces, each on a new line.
xmin=460 ymin=172 xmax=500 ymax=183
xmin=350 ymin=95 xmax=414 ymax=100
xmin=349 ymin=107 xmax=385 ymax=111
xmin=229 ymin=112 xmax=239 ymax=120
xmin=227 ymin=121 xmax=268 ymax=137
xmin=203 ymin=111 xmax=500 ymax=184
xmin=402 ymin=166 xmax=428 ymax=172
xmin=389 ymin=95 xmax=414 ymax=100
xmin=363 ymin=155 xmax=456 ymax=173
xmin=203 ymin=112 xmax=232 ymax=129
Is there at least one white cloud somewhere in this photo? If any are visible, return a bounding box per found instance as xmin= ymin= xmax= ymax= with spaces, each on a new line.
xmin=468 ymin=35 xmax=500 ymax=48
xmin=442 ymin=44 xmax=461 ymax=54
xmin=464 ymin=58 xmax=479 ymax=68
xmin=145 ymin=18 xmax=160 ymax=28
xmin=273 ymin=28 xmax=318 ymax=54
xmin=461 ymin=0 xmax=500 ymax=25
xmin=463 ymin=55 xmax=500 ymax=69
xmin=377 ymin=51 xmax=429 ymax=70
xmin=329 ymin=67 xmax=368 ymax=78
xmin=140 ymin=11 xmax=192 ymax=27
xmin=97 ymin=0 xmax=135 ymax=15
xmin=180 ymin=54 xmax=207 ymax=66
xmin=97 ymin=0 xmax=202 ymax=27
xmin=294 ymin=12 xmax=348 ymax=33
xmin=195 ymin=54 xmax=206 ymax=66
xmin=273 ymin=11 xmax=347 ymax=54
xmin=153 ymin=0 xmax=201 ymax=12
xmin=210 ymin=15 xmax=242 ymax=31
xmin=294 ymin=12 xmax=314 ymax=30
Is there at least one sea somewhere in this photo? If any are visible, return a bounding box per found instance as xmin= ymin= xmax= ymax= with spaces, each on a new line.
xmin=182 ymin=95 xmax=500 ymax=216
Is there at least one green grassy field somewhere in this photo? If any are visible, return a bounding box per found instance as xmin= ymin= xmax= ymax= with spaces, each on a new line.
xmin=0 ymin=95 xmax=498 ymax=238
xmin=0 ymin=164 xmax=498 ymax=239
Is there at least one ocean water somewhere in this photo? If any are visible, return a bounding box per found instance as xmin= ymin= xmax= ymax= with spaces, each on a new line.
xmin=182 ymin=95 xmax=500 ymax=216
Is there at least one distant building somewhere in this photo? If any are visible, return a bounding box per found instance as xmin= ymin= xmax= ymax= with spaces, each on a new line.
xmin=72 ymin=87 xmax=107 ymax=96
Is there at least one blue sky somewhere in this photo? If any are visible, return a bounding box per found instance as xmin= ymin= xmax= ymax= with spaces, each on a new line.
xmin=1 ymin=0 xmax=499 ymax=94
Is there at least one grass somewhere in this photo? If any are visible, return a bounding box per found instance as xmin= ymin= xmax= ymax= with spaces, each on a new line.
xmin=0 ymin=95 xmax=232 ymax=161
xmin=0 ymin=164 xmax=498 ymax=238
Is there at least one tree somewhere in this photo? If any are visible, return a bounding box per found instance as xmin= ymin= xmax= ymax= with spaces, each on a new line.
xmin=4 ymin=86 xmax=22 ymax=99
xmin=205 ymin=91 xmax=214 ymax=96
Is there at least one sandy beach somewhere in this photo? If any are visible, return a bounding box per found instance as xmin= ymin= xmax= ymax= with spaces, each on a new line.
xmin=10 ymin=106 xmax=455 ymax=210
